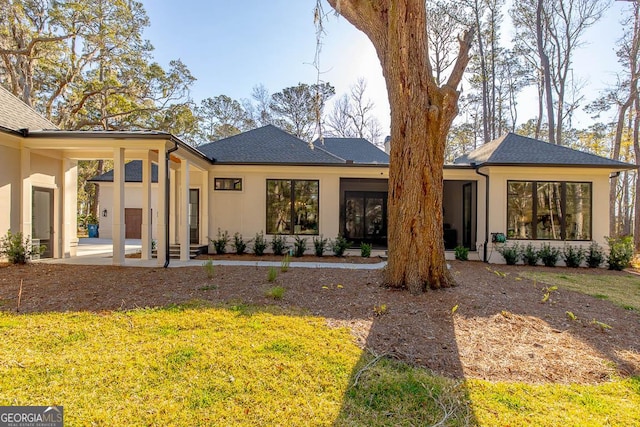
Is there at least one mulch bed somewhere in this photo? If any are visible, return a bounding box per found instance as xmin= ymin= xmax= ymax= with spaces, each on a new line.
xmin=0 ymin=260 xmax=638 ymax=384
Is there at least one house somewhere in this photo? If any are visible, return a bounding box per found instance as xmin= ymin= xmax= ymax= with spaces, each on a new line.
xmin=1 ymin=85 xmax=634 ymax=265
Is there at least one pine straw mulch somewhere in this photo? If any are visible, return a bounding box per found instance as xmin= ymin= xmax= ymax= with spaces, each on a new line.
xmin=0 ymin=260 xmax=638 ymax=385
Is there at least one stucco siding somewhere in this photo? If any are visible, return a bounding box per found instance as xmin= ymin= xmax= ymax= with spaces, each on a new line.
xmin=0 ymin=144 xmax=21 ymax=234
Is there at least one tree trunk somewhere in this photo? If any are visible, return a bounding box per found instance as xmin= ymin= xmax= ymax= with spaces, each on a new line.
xmin=326 ymin=0 xmax=473 ymax=292
xmin=536 ymin=0 xmax=555 ymax=144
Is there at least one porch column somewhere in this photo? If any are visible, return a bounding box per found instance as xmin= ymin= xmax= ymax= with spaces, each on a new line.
xmin=201 ymin=169 xmax=209 ymax=245
xmin=20 ymin=147 xmax=31 ymax=236
xmin=61 ymin=158 xmax=78 ymax=258
xmin=112 ymin=147 xmax=125 ymax=266
xmin=180 ymin=159 xmax=190 ymax=261
xmin=156 ymin=148 xmax=167 ymax=266
xmin=141 ymin=151 xmax=152 ymax=260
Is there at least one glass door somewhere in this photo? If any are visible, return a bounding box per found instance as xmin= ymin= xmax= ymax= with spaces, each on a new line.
xmin=189 ymin=189 xmax=199 ymax=244
xmin=344 ymin=191 xmax=387 ymax=245
xmin=32 ymin=187 xmax=54 ymax=258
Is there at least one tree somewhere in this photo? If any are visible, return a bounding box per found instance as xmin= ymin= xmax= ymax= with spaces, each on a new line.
xmin=325 ymin=78 xmax=383 ymax=145
xmin=269 ymin=82 xmax=335 ymax=141
xmin=325 ymin=0 xmax=474 ymax=292
xmin=197 ymin=95 xmax=253 ymax=142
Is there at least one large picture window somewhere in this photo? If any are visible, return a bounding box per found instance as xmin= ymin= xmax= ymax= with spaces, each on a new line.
xmin=266 ymin=180 xmax=319 ymax=235
xmin=507 ymin=181 xmax=591 ymax=240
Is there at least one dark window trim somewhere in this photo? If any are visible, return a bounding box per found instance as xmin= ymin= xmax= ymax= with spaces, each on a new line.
xmin=265 ymin=179 xmax=320 ymax=235
xmin=214 ymin=177 xmax=242 ymax=191
xmin=507 ymin=180 xmax=592 ymax=241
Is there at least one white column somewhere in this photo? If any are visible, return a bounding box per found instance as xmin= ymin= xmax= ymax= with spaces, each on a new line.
xmin=112 ymin=147 xmax=125 ymax=265
xmin=141 ymin=151 xmax=152 ymax=260
xmin=201 ymin=169 xmax=209 ymax=245
xmin=20 ymin=148 xmax=31 ymax=236
xmin=61 ymin=158 xmax=78 ymax=258
xmin=156 ymin=150 xmax=167 ymax=266
xmin=180 ymin=159 xmax=190 ymax=261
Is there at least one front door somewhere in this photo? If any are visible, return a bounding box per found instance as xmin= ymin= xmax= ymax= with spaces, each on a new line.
xmin=125 ymin=208 xmax=142 ymax=239
xmin=343 ymin=191 xmax=387 ymax=245
xmin=189 ymin=189 xmax=199 ymax=244
xmin=32 ymin=187 xmax=54 ymax=258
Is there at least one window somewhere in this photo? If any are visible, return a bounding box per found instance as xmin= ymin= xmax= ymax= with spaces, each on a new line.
xmin=215 ymin=178 xmax=242 ymax=191
xmin=507 ymin=181 xmax=591 ymax=240
xmin=266 ymin=179 xmax=319 ymax=235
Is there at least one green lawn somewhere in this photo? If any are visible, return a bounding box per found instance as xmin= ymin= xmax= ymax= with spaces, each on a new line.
xmin=519 ymin=271 xmax=640 ymax=311
xmin=0 ymin=303 xmax=638 ymax=426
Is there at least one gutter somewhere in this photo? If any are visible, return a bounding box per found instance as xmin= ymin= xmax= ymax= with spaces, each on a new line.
xmin=164 ymin=140 xmax=179 ymax=268
xmin=473 ymin=164 xmax=490 ymax=263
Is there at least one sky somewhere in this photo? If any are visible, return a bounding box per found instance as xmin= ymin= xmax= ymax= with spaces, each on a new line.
xmin=141 ymin=0 xmax=630 ymax=138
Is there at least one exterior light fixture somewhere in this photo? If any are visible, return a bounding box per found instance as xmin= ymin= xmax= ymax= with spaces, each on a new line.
xmin=102 ymin=209 xmax=108 ymax=218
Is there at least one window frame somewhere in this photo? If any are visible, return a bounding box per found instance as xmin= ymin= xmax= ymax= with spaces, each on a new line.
xmin=506 ymin=180 xmax=592 ymax=241
xmin=265 ymin=179 xmax=320 ymax=235
xmin=214 ymin=177 xmax=243 ymax=191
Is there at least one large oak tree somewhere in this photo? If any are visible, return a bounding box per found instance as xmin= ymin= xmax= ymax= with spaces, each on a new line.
xmin=326 ymin=0 xmax=473 ymax=292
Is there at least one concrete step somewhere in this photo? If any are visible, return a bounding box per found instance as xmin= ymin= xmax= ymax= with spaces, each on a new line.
xmin=152 ymin=244 xmax=208 ymax=259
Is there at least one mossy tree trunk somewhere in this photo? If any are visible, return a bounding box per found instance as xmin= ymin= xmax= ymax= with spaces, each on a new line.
xmin=327 ymin=0 xmax=473 ymax=292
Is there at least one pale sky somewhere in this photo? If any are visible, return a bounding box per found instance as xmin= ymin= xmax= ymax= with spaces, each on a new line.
xmin=142 ymin=0 xmax=629 ymax=137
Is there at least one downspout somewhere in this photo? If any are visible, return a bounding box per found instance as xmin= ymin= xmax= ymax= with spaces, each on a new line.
xmin=164 ymin=139 xmax=179 ymax=268
xmin=474 ymin=164 xmax=490 ymax=262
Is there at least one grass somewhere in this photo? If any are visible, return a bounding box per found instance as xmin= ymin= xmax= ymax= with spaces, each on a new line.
xmin=520 ymin=271 xmax=640 ymax=311
xmin=0 ymin=305 xmax=638 ymax=425
xmin=265 ymin=286 xmax=285 ymax=299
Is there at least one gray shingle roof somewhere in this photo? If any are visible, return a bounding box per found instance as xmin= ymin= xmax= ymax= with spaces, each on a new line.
xmin=454 ymin=133 xmax=635 ymax=169
xmin=198 ymin=125 xmax=344 ymax=164
xmin=313 ymin=137 xmax=389 ymax=164
xmin=0 ymin=85 xmax=58 ymax=131
xmin=88 ymin=161 xmax=158 ymax=183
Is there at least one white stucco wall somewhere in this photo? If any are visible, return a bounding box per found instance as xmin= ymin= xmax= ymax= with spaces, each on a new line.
xmin=97 ymin=182 xmax=159 ymax=240
xmin=0 ymin=143 xmax=21 ymax=235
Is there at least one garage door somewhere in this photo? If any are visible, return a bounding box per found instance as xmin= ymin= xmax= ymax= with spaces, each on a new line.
xmin=125 ymin=208 xmax=142 ymax=239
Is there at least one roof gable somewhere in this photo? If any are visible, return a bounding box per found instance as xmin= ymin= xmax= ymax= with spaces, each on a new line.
xmin=0 ymin=86 xmax=58 ymax=131
xmin=454 ymin=133 xmax=635 ymax=169
xmin=198 ymin=125 xmax=344 ymax=164
xmin=88 ymin=161 xmax=158 ymax=183
xmin=313 ymin=137 xmax=389 ymax=164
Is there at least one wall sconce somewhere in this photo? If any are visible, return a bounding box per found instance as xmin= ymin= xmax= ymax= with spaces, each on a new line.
xmin=102 ymin=209 xmax=108 ymax=218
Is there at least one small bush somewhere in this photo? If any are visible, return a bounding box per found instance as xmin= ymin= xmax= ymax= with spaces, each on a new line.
xmin=312 ymin=235 xmax=328 ymax=257
xmin=232 ymin=232 xmax=248 ymax=255
xmin=281 ymin=254 xmax=290 ymax=272
xmin=265 ymin=286 xmax=285 ymax=300
xmin=606 ymin=235 xmax=634 ymax=271
xmin=212 ymin=229 xmax=229 ymax=254
xmin=252 ymin=231 xmax=267 ymax=256
xmin=497 ymin=243 xmax=520 ymax=265
xmin=562 ymin=245 xmax=585 ymax=268
xmin=521 ymin=243 xmax=539 ymax=266
xmin=267 ymin=266 xmax=278 ymax=282
xmin=271 ymin=234 xmax=287 ymax=256
xmin=454 ymin=245 xmax=469 ymax=261
xmin=586 ymin=241 xmax=605 ymax=268
xmin=293 ymin=235 xmax=307 ymax=257
xmin=538 ymin=243 xmax=561 ymax=267
xmin=0 ymin=230 xmax=42 ymax=264
xmin=332 ymin=235 xmax=351 ymax=257
xmin=360 ymin=243 xmax=372 ymax=258
xmin=202 ymin=259 xmax=215 ymax=279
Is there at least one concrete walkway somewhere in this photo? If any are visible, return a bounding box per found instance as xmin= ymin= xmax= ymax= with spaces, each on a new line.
xmin=38 ymin=238 xmax=387 ymax=270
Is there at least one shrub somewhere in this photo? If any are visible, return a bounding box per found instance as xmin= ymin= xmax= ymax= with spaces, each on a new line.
xmin=332 ymin=235 xmax=351 ymax=257
xmin=281 ymin=254 xmax=291 ymax=272
xmin=202 ymin=259 xmax=215 ymax=279
xmin=497 ymin=243 xmax=520 ymax=265
xmin=232 ymin=232 xmax=248 ymax=255
xmin=312 ymin=235 xmax=328 ymax=257
xmin=586 ymin=241 xmax=605 ymax=268
xmin=267 ymin=266 xmax=278 ymax=282
xmin=454 ymin=245 xmax=469 ymax=261
xmin=252 ymin=231 xmax=267 ymax=256
xmin=271 ymin=234 xmax=287 ymax=256
xmin=606 ymin=235 xmax=634 ymax=271
xmin=0 ymin=230 xmax=42 ymax=264
xmin=538 ymin=243 xmax=561 ymax=267
xmin=212 ymin=229 xmax=229 ymax=254
xmin=265 ymin=286 xmax=285 ymax=299
xmin=360 ymin=243 xmax=372 ymax=258
xmin=562 ymin=245 xmax=585 ymax=268
xmin=521 ymin=243 xmax=539 ymax=266
xmin=293 ymin=235 xmax=307 ymax=257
